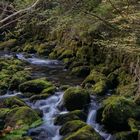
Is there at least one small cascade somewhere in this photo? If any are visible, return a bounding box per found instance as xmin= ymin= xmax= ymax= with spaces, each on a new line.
xmin=0 ymin=91 xmax=22 ymax=99
xmin=27 ymin=92 xmax=66 ymax=140
xmin=87 ymin=96 xmax=113 ymax=140
xmin=16 ymin=53 xmax=62 ymax=68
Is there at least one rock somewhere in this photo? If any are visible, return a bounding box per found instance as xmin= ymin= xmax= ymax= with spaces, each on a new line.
xmin=29 ymin=93 xmax=50 ymax=102
xmin=63 ymin=87 xmax=90 ymax=111
xmin=63 ymin=125 xmax=101 ymax=140
xmin=5 ymin=106 xmax=40 ymax=127
xmin=19 ymin=78 xmax=53 ymax=96
xmin=0 ymin=97 xmax=26 ymax=108
xmin=41 ymin=86 xmax=56 ymax=95
xmin=60 ymin=120 xmax=87 ymax=136
xmin=115 ymin=131 xmax=138 ymax=140
xmin=82 ymin=70 xmax=108 ymax=95
xmin=99 ymin=96 xmax=140 ymax=131
xmin=55 ymin=110 xmax=87 ymax=125
xmin=59 ymin=50 xmax=74 ymax=60
xmin=71 ymin=66 xmax=90 ymax=77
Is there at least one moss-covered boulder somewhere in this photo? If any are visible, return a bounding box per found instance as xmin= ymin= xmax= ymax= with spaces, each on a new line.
xmin=19 ymin=78 xmax=53 ymax=96
xmin=0 ymin=39 xmax=17 ymax=51
xmin=59 ymin=50 xmax=74 ymax=60
xmin=63 ymin=125 xmax=101 ymax=140
xmin=71 ymin=66 xmax=90 ymax=77
xmin=115 ymin=131 xmax=138 ymax=140
xmin=0 ymin=97 xmax=26 ymax=108
xmin=41 ymin=86 xmax=56 ymax=95
xmin=55 ymin=110 xmax=87 ymax=125
xmin=99 ymin=96 xmax=140 ymax=131
xmin=5 ymin=106 xmax=40 ymax=127
xmin=63 ymin=87 xmax=90 ymax=111
xmin=60 ymin=120 xmax=87 ymax=136
xmin=82 ymin=70 xmax=108 ymax=95
xmin=29 ymin=93 xmax=50 ymax=101
xmin=116 ymin=83 xmax=137 ymax=97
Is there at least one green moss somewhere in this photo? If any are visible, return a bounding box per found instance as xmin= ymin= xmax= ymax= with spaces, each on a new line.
xmin=71 ymin=66 xmax=90 ymax=77
xmin=0 ymin=97 xmax=26 ymax=108
xmin=55 ymin=110 xmax=87 ymax=125
xmin=60 ymin=120 xmax=87 ymax=136
xmin=29 ymin=93 xmax=50 ymax=101
xmin=0 ymin=58 xmax=30 ymax=94
xmin=64 ymin=125 xmax=101 ymax=140
xmin=41 ymin=86 xmax=56 ymax=95
xmin=23 ymin=43 xmax=36 ymax=53
xmin=100 ymin=96 xmax=140 ymax=131
xmin=59 ymin=50 xmax=74 ymax=60
xmin=116 ymin=83 xmax=137 ymax=97
xmin=115 ymin=131 xmax=138 ymax=140
xmin=19 ymin=78 xmax=53 ymax=95
xmin=82 ymin=70 xmax=108 ymax=95
xmin=0 ymin=39 xmax=17 ymax=50
xmin=5 ymin=106 xmax=40 ymax=127
xmin=92 ymin=80 xmax=107 ymax=95
xmin=0 ymin=108 xmax=10 ymax=119
xmin=63 ymin=87 xmax=90 ymax=111
xmin=82 ymin=70 xmax=107 ymax=86
xmin=128 ymin=118 xmax=139 ymax=132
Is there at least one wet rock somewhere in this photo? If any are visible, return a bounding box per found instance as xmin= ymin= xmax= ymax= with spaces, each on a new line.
xmin=5 ymin=106 xmax=41 ymax=127
xmin=115 ymin=131 xmax=138 ymax=140
xmin=98 ymin=96 xmax=140 ymax=131
xmin=71 ymin=66 xmax=90 ymax=77
xmin=0 ymin=97 xmax=26 ymax=108
xmin=63 ymin=87 xmax=90 ymax=111
xmin=60 ymin=120 xmax=87 ymax=136
xmin=82 ymin=70 xmax=108 ymax=95
xmin=19 ymin=78 xmax=54 ymax=96
xmin=63 ymin=125 xmax=102 ymax=140
xmin=55 ymin=110 xmax=87 ymax=125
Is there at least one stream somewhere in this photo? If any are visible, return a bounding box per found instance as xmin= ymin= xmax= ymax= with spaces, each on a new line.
xmin=0 ymin=52 xmax=113 ymax=140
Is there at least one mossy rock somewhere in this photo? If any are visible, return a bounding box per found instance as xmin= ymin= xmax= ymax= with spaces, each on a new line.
xmin=5 ymin=106 xmax=40 ymax=127
xmin=63 ymin=125 xmax=101 ymax=140
xmin=55 ymin=110 xmax=87 ymax=125
xmin=19 ymin=78 xmax=53 ymax=95
xmin=29 ymin=93 xmax=50 ymax=101
xmin=128 ymin=118 xmax=140 ymax=132
xmin=82 ymin=70 xmax=108 ymax=95
xmin=0 ymin=97 xmax=26 ymax=108
xmin=0 ymin=108 xmax=10 ymax=119
xmin=58 ymin=50 xmax=74 ymax=60
xmin=115 ymin=131 xmax=138 ymax=140
xmin=92 ymin=80 xmax=108 ymax=95
xmin=0 ymin=39 xmax=17 ymax=51
xmin=134 ymin=95 xmax=140 ymax=105
xmin=100 ymin=96 xmax=140 ymax=131
xmin=63 ymin=87 xmax=90 ymax=111
xmin=60 ymin=120 xmax=87 ymax=136
xmin=60 ymin=85 xmax=71 ymax=91
xmin=9 ymin=70 xmax=31 ymax=90
xmin=71 ymin=66 xmax=90 ymax=77
xmin=41 ymin=86 xmax=56 ymax=95
xmin=83 ymin=70 xmax=108 ymax=84
xmin=116 ymin=83 xmax=137 ymax=97
xmin=23 ymin=44 xmax=36 ymax=53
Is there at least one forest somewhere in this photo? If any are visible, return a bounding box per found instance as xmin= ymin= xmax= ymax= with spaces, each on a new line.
xmin=0 ymin=0 xmax=140 ymax=140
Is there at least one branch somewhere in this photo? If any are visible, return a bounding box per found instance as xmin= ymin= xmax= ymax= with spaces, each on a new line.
xmin=0 ymin=0 xmax=41 ymax=28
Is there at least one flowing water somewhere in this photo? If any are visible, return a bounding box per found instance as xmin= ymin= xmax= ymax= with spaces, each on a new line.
xmin=0 ymin=52 xmax=113 ymax=140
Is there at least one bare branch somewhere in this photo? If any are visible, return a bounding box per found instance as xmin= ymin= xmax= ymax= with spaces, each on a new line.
xmin=0 ymin=0 xmax=42 ymax=29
